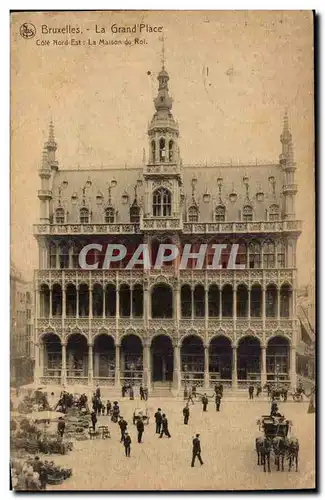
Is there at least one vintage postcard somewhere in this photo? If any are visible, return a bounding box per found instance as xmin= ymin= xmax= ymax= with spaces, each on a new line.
xmin=10 ymin=10 xmax=315 ymax=491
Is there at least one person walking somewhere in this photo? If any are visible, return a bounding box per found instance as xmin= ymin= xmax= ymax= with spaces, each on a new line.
xmin=159 ymin=414 xmax=171 ymax=438
xmin=248 ymin=384 xmax=254 ymax=400
xmin=106 ymin=400 xmax=112 ymax=416
xmin=91 ymin=410 xmax=97 ymax=431
xmin=136 ymin=417 xmax=145 ymax=443
xmin=183 ymin=403 xmax=190 ymax=424
xmin=154 ymin=408 xmax=163 ymax=434
xmin=123 ymin=431 xmax=131 ymax=457
xmin=143 ymin=386 xmax=148 ymax=401
xmin=191 ymin=434 xmax=204 ymax=467
xmin=118 ymin=416 xmax=128 ymax=443
xmin=215 ymin=392 xmax=221 ymax=412
xmin=256 ymin=384 xmax=262 ymax=397
xmin=57 ymin=417 xmax=65 ymax=438
xmin=187 ymin=388 xmax=195 ymax=405
xmin=139 ymin=385 xmax=145 ymax=400
xmin=95 ymin=384 xmax=101 ymax=399
xmin=202 ymin=393 xmax=209 ymax=412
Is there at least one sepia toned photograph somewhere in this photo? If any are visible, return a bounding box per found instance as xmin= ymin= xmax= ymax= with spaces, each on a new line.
xmin=10 ymin=10 xmax=315 ymax=491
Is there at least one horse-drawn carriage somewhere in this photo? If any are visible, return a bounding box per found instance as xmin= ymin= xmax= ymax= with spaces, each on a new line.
xmin=256 ymin=415 xmax=299 ymax=472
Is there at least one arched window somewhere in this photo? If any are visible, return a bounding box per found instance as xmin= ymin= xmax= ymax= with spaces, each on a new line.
xmin=159 ymin=138 xmax=166 ymax=162
xmin=105 ymin=207 xmax=115 ymax=223
xmin=55 ymin=207 xmax=65 ymax=224
xmin=188 ymin=205 xmax=198 ymax=222
xmin=263 ymin=240 xmax=275 ymax=269
xmin=249 ymin=241 xmax=261 ymax=269
xmin=59 ymin=244 xmax=69 ymax=269
xmin=80 ymin=207 xmax=89 ymax=224
xmin=269 ymin=204 xmax=280 ymax=221
xmin=242 ymin=205 xmax=253 ymax=222
xmin=277 ymin=241 xmax=285 ymax=268
xmin=215 ymin=205 xmax=225 ymax=222
xmin=194 ymin=285 xmax=205 ymax=317
xmin=266 ymin=285 xmax=277 ymax=317
xmin=130 ymin=202 xmax=140 ymax=223
xmin=208 ymin=285 xmax=220 ymax=317
xmin=153 ymin=187 xmax=171 ymax=217
xmin=181 ymin=285 xmax=192 ymax=317
xmin=49 ymin=242 xmax=57 ymax=268
xmin=168 ymin=140 xmax=174 ymax=161
xmin=151 ymin=140 xmax=156 ymax=162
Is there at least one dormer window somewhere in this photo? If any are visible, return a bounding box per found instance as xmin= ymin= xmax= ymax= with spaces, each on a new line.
xmin=80 ymin=207 xmax=89 ymax=224
xmin=55 ymin=207 xmax=65 ymax=224
xmin=105 ymin=207 xmax=115 ymax=223
xmin=159 ymin=138 xmax=166 ymax=162
xmin=215 ymin=205 xmax=226 ymax=222
xmin=188 ymin=205 xmax=198 ymax=222
xmin=153 ymin=187 xmax=171 ymax=216
xmin=242 ymin=205 xmax=253 ymax=222
xmin=269 ymin=204 xmax=280 ymax=221
xmin=130 ymin=203 xmax=140 ymax=223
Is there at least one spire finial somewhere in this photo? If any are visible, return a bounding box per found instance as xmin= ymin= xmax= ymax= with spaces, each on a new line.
xmin=160 ymin=34 xmax=165 ymax=70
xmin=41 ymin=147 xmax=49 ymax=170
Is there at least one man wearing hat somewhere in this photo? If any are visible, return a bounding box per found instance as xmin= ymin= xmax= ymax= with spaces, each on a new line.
xmin=118 ymin=416 xmax=128 ymax=443
xmin=154 ymin=408 xmax=163 ymax=434
xmin=123 ymin=431 xmax=132 ymax=457
xmin=191 ymin=434 xmax=204 ymax=467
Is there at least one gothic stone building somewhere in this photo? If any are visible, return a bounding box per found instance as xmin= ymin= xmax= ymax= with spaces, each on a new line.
xmin=34 ymin=64 xmax=301 ymax=394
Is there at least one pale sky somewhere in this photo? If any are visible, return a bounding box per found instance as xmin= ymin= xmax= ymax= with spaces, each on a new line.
xmin=11 ymin=11 xmax=315 ymax=286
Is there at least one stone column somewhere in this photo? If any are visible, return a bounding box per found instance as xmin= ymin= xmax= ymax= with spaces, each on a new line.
xmin=219 ymin=289 xmax=222 ymax=319
xmin=248 ymin=286 xmax=251 ymax=320
xmin=55 ymin=246 xmax=60 ymax=269
xmin=62 ymin=286 xmax=66 ymax=318
xmin=172 ymin=343 xmax=181 ymax=395
xmin=277 ymin=288 xmax=281 ymax=321
xmin=61 ymin=342 xmax=67 ymax=385
xmin=34 ymin=342 xmax=41 ymax=385
xmin=204 ymin=345 xmax=210 ymax=389
xmin=49 ymin=288 xmax=53 ymax=318
xmin=233 ymin=287 xmax=237 ymax=320
xmin=68 ymin=246 xmax=73 ymax=269
xmin=88 ymin=343 xmax=93 ymax=385
xmin=89 ymin=286 xmax=93 ymax=318
xmin=232 ymin=346 xmax=238 ymax=389
xmin=102 ymin=287 xmax=106 ymax=318
xmin=143 ymin=342 xmax=151 ymax=389
xmin=290 ymin=345 xmax=297 ymax=388
xmin=115 ymin=344 xmax=121 ymax=387
xmin=261 ymin=345 xmax=267 ymax=386
xmin=76 ymin=286 xmax=79 ymax=318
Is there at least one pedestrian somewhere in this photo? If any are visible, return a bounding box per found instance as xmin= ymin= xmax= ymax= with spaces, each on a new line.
xmin=192 ymin=385 xmax=197 ymax=399
xmin=154 ymin=408 xmax=163 ymax=434
xmin=57 ymin=417 xmax=65 ymax=438
xmin=118 ymin=416 xmax=128 ymax=442
xmin=248 ymin=384 xmax=254 ymax=400
xmin=159 ymin=414 xmax=171 ymax=438
xmin=183 ymin=403 xmax=190 ymax=424
xmin=111 ymin=401 xmax=120 ymax=423
xmin=123 ymin=431 xmax=131 ymax=457
xmin=129 ymin=386 xmax=134 ymax=400
xmin=136 ymin=417 xmax=145 ymax=443
xmin=283 ymin=385 xmax=288 ymax=402
xmin=191 ymin=434 xmax=204 ymax=467
xmin=215 ymin=393 xmax=221 ymax=412
xmin=270 ymin=401 xmax=278 ymax=417
xmin=91 ymin=410 xmax=97 ymax=431
xmin=256 ymin=384 xmax=262 ymax=397
xmin=106 ymin=400 xmax=112 ymax=416
xmin=95 ymin=384 xmax=101 ymax=398
xmin=144 ymin=386 xmax=148 ymax=401
xmin=139 ymin=385 xmax=144 ymax=400
xmin=122 ymin=384 xmax=127 ymax=398
xmin=187 ymin=388 xmax=195 ymax=405
xmin=202 ymin=393 xmax=208 ymax=412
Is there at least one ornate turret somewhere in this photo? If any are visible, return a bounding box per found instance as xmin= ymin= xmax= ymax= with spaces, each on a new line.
xmin=279 ymin=110 xmax=297 ymax=220
xmin=38 ymin=146 xmax=52 ymax=222
xmin=45 ymin=121 xmax=59 ymax=171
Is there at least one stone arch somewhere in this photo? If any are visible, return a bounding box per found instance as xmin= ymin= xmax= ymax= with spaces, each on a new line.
xmin=181 ymin=334 xmax=204 ymax=383
xmin=266 ymin=335 xmax=290 ymax=381
xmin=237 ymin=335 xmax=261 ymax=381
xmin=40 ymin=332 xmax=62 ymax=377
xmin=120 ymin=333 xmax=143 ymax=384
xmin=151 ymin=333 xmax=174 ymax=382
xmin=66 ymin=332 xmax=88 ymax=377
xmin=151 ymin=283 xmax=173 ymax=318
xmin=209 ymin=335 xmax=232 ymax=381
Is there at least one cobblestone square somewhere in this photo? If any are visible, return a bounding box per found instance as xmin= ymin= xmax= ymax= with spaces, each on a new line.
xmin=47 ymin=398 xmax=315 ymax=491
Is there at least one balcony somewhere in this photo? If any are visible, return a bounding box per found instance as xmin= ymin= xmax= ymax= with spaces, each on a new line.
xmin=140 ymin=217 xmax=182 ymax=231
xmin=33 ymin=223 xmax=141 ymax=236
xmin=182 ymin=220 xmax=302 ymax=235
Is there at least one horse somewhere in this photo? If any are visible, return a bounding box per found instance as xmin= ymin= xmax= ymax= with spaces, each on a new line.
xmin=272 ymin=436 xmax=286 ymax=471
xmin=286 ymin=437 xmax=299 ymax=472
xmin=255 ymin=436 xmax=272 ymax=472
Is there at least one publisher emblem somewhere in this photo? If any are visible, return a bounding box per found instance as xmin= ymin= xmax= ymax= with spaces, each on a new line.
xmin=19 ymin=23 xmax=36 ymax=39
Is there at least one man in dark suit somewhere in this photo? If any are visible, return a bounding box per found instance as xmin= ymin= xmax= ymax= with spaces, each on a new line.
xmin=123 ymin=431 xmax=131 ymax=457
xmin=202 ymin=393 xmax=209 ymax=412
xmin=183 ymin=403 xmax=190 ymax=424
xmin=159 ymin=414 xmax=171 ymax=438
xmin=154 ymin=408 xmax=163 ymax=434
xmin=215 ymin=393 xmax=221 ymax=412
xmin=191 ymin=434 xmax=204 ymax=467
xmin=118 ymin=416 xmax=128 ymax=442
xmin=136 ymin=417 xmax=145 ymax=443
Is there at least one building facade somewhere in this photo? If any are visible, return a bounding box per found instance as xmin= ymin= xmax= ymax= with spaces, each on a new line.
xmin=10 ymin=263 xmax=34 ymax=386
xmin=33 ymin=64 xmax=301 ymax=393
